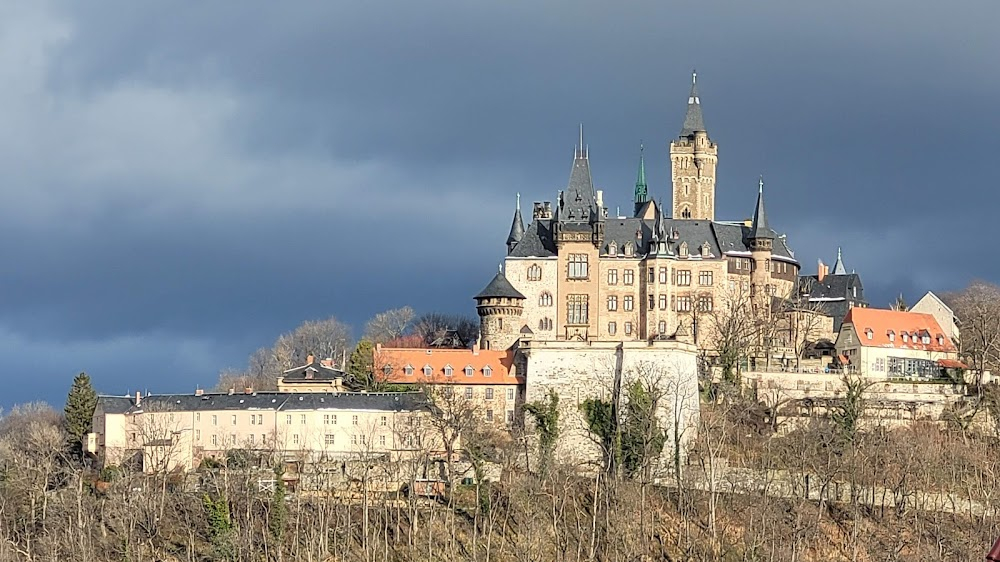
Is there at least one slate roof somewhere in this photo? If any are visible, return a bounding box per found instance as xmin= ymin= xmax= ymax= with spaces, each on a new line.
xmin=748 ymin=183 xmax=775 ymax=240
xmin=281 ymin=360 xmax=346 ymax=382
xmin=508 ymin=220 xmax=557 ymax=258
xmin=680 ymin=72 xmax=707 ymax=137
xmin=97 ymin=392 xmax=429 ymax=415
xmin=474 ymin=270 xmax=526 ymax=300
xmin=506 ymin=198 xmax=525 ymax=248
xmin=559 ymin=153 xmax=600 ymax=224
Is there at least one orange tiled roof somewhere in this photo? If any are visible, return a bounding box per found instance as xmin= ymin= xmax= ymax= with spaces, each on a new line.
xmin=842 ymin=308 xmax=957 ymax=352
xmin=375 ymin=346 xmax=520 ymax=385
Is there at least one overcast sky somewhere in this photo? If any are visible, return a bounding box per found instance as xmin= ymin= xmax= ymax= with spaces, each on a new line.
xmin=1 ymin=1 xmax=998 ymax=409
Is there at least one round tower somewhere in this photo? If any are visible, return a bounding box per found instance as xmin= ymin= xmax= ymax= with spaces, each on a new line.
xmin=474 ymin=267 xmax=526 ymax=351
xmin=748 ymin=177 xmax=775 ymax=311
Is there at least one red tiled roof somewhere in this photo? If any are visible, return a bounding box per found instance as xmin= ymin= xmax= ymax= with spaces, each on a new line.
xmin=375 ymin=346 xmax=520 ymax=385
xmin=937 ymin=359 xmax=968 ymax=369
xmin=843 ymin=308 xmax=957 ymax=353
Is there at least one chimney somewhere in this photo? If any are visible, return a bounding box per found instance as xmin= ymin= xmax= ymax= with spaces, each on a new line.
xmin=306 ymin=353 xmax=315 ymax=365
xmin=817 ymin=259 xmax=828 ymax=283
xmin=135 ymin=391 xmax=142 ymax=407
xmin=596 ymin=190 xmax=604 ymax=209
xmin=228 ymin=387 xmax=235 ymax=395
xmin=195 ymin=388 xmax=204 ymax=397
xmin=244 ymin=386 xmax=253 ymax=395
xmin=472 ymin=341 xmax=480 ymax=355
xmin=342 ymin=348 xmax=347 ymax=369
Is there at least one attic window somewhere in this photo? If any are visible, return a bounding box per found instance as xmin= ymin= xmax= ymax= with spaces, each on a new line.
xmin=423 ymin=365 xmax=432 ymax=377
xmin=383 ymin=364 xmax=393 ymax=375
xmin=887 ymin=330 xmax=895 ymax=342
xmin=483 ymin=365 xmax=492 ymax=377
xmin=865 ymin=329 xmax=873 ymax=340
xmin=624 ymin=242 xmax=634 ymax=257
xmin=404 ymin=365 xmax=414 ymax=376
xmin=937 ymin=336 xmax=944 ymax=345
xmin=464 ymin=366 xmax=474 ymax=377
xmin=608 ymin=242 xmax=618 ymax=256
xmin=701 ymin=242 xmax=711 ymax=257
xmin=901 ymin=332 xmax=909 ymax=343
xmin=679 ymin=242 xmax=688 ymax=257
xmin=444 ymin=365 xmax=454 ymax=377
xmin=922 ymin=335 xmax=930 ymax=344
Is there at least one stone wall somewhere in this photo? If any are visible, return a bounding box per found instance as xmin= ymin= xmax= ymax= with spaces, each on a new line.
xmin=504 ymin=257 xmax=558 ymax=338
xmin=519 ymin=338 xmax=700 ymax=474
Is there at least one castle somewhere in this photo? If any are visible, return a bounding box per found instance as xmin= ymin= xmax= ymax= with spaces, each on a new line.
xmin=482 ymin=72 xmax=799 ymax=357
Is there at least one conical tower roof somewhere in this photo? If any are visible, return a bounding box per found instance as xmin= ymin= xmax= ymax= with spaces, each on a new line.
xmin=832 ymin=247 xmax=847 ymax=275
xmin=749 ymin=176 xmax=775 ymax=240
xmin=634 ymin=143 xmax=648 ymax=206
xmin=474 ymin=267 xmax=526 ymax=301
xmin=506 ymin=193 xmax=525 ymax=250
xmin=679 ymin=70 xmax=707 ymax=137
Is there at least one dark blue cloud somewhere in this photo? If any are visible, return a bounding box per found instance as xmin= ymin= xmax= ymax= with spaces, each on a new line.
xmin=1 ymin=1 xmax=998 ymax=408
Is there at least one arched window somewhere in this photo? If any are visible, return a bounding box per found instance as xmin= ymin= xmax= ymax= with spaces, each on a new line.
xmin=527 ymin=265 xmax=542 ymax=281
xmin=624 ymin=242 xmax=634 ymax=257
xmin=608 ymin=242 xmax=617 ymax=256
xmin=681 ymin=207 xmax=691 ymax=219
xmin=679 ymin=241 xmax=688 ymax=257
xmin=539 ymin=292 xmax=553 ymax=307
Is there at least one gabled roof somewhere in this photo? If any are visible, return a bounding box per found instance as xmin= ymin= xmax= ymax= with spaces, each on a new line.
xmin=96 ymin=392 xmax=427 ymax=414
xmin=842 ymin=308 xmax=956 ymax=352
xmin=377 ymin=347 xmax=520 ymax=385
xmin=281 ymin=360 xmax=346 ymax=382
xmin=832 ymin=247 xmax=847 ymax=275
xmin=474 ymin=269 xmax=526 ymax=300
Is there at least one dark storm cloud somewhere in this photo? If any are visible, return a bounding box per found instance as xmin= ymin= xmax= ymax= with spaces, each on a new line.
xmin=1 ymin=1 xmax=998 ymax=408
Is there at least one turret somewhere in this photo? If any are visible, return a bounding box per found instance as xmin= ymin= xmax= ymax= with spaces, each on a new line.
xmin=670 ymin=71 xmax=718 ymax=221
xmin=506 ymin=193 xmax=525 ymax=254
xmin=748 ymin=177 xmax=775 ymax=308
xmin=633 ymin=143 xmax=648 ymax=217
xmin=474 ymin=266 xmax=526 ymax=351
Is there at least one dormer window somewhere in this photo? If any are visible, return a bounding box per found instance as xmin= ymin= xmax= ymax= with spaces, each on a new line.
xmin=922 ymin=335 xmax=930 ymax=344
xmin=483 ymin=365 xmax=492 ymax=377
xmin=404 ymin=365 xmax=414 ymax=376
xmin=464 ymin=366 xmax=474 ymax=377
xmin=937 ymin=336 xmax=944 ymax=346
xmin=624 ymin=242 xmax=634 ymax=257
xmin=679 ymin=241 xmax=688 ymax=257
xmin=887 ymin=330 xmax=895 ymax=342
xmin=902 ymin=332 xmax=909 ymax=343
xmin=383 ymin=364 xmax=393 ymax=376
xmin=701 ymin=242 xmax=711 ymax=257
xmin=608 ymin=242 xmax=618 ymax=256
xmin=444 ymin=365 xmax=454 ymax=377
xmin=865 ymin=329 xmax=873 ymax=340
xmin=423 ymin=365 xmax=432 ymax=377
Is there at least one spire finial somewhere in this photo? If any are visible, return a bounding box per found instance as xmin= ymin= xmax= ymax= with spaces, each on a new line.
xmin=516 ymin=192 xmax=520 ymax=210
xmin=692 ymin=68 xmax=697 ymax=85
xmin=498 ymin=263 xmax=502 ymax=273
xmin=759 ymin=175 xmax=764 ymax=194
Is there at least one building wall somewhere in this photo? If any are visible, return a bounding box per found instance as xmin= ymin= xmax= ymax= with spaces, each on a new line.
xmin=556 ymin=240 xmax=601 ymax=340
xmin=670 ymin=132 xmax=718 ymax=221
xmin=836 ymin=324 xmax=959 ymax=377
xmin=519 ymin=339 xmax=700 ymax=474
xmin=504 ymin=257 xmax=558 ymax=338
xmin=911 ymin=294 xmax=960 ymax=344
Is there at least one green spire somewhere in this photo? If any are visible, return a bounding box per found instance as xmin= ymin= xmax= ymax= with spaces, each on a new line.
xmin=634 ymin=142 xmax=648 ymax=205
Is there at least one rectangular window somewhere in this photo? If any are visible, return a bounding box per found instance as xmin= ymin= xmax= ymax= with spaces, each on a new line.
xmin=257 ymin=414 xmax=263 ymax=425
xmin=624 ymin=322 xmax=633 ymax=335
xmin=380 ymin=435 xmax=386 ymax=446
xmin=567 ymin=294 xmax=589 ymax=324
xmin=231 ymin=415 xmax=237 ymax=426
xmin=486 ymin=409 xmax=494 ymax=422
xmin=659 ymin=295 xmax=668 ymax=310
xmin=249 ymin=434 xmax=255 ymax=445
xmin=623 ymin=269 xmax=634 ymax=285
xmin=380 ymin=415 xmax=387 ymax=426
xmin=658 ymin=321 xmax=667 ymax=334
xmin=212 ymin=434 xmax=218 ymax=446
xmin=735 ymin=258 xmax=742 ymax=270
xmin=607 ymin=295 xmax=617 ymax=311
xmin=697 ymin=295 xmax=713 ymax=312
xmin=230 ymin=434 xmax=236 ymax=445
xmin=568 ymin=254 xmax=589 ymax=279
xmin=322 ymin=434 xmax=334 ymax=446
xmin=699 ymin=271 xmax=713 ymax=286
xmin=485 ymin=388 xmax=494 ymax=400
xmin=507 ymin=388 xmax=515 ymax=401
xmin=351 ymin=435 xmax=357 ymax=445
xmin=608 ymin=269 xmax=618 ymax=285
xmin=676 ymin=270 xmax=691 ymax=286
xmin=352 ymin=415 xmax=358 ymax=425
xmin=647 ymin=268 xmax=655 ymax=283
xmin=196 ymin=413 xmax=201 ymax=422
xmin=285 ymin=415 xmax=292 ymax=425
xmin=648 ymin=295 xmax=655 ymax=310
xmin=324 ymin=414 xmax=335 ymax=425
xmin=300 ymin=414 xmax=306 ymax=425
xmin=465 ymin=387 xmax=474 ymax=400
xmin=624 ymin=295 xmax=634 ymax=311
xmin=506 ymin=410 xmax=514 ymax=424
xmin=677 ymin=296 xmax=692 ymax=312
xmin=195 ymin=429 xmax=201 ymax=442
xmin=251 ymin=415 xmax=257 ymax=425
xmin=212 ymin=415 xmax=218 ymax=426
xmin=293 ymin=434 xmax=300 ymax=445
xmin=608 ymin=322 xmax=617 ymax=335
xmin=659 ymin=267 xmax=668 ymax=284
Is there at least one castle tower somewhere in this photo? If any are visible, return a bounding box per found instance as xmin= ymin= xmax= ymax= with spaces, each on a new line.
xmin=748 ymin=177 xmax=775 ymax=311
xmin=670 ymin=71 xmax=718 ymax=221
xmin=506 ymin=193 xmax=525 ymax=255
xmin=474 ymin=266 xmax=526 ymax=351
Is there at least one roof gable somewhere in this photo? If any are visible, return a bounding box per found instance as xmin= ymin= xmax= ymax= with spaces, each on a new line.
xmin=842 ymin=308 xmax=956 ymax=352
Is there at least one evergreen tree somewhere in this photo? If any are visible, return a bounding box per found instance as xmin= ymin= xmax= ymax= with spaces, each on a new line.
xmin=64 ymin=372 xmax=98 ymax=455
xmin=348 ymin=339 xmax=375 ymax=387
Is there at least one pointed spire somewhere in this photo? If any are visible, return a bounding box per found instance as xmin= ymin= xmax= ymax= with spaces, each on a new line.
xmin=679 ymin=69 xmax=707 ymax=138
xmin=832 ymin=247 xmax=847 ymax=275
xmin=576 ymin=123 xmax=588 ymax=160
xmin=634 ymin=142 xmax=648 ymax=207
xmin=749 ymin=175 xmax=775 ymax=240
xmin=506 ymin=193 xmax=525 ymax=253
xmin=561 ymin=127 xmax=597 ymax=223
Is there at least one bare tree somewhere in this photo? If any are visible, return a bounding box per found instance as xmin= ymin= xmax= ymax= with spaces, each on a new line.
xmin=703 ymin=281 xmax=756 ymax=383
xmin=411 ymin=312 xmax=479 ymax=346
xmin=363 ymin=306 xmax=416 ymax=344
xmin=944 ymin=280 xmax=1000 ymax=390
